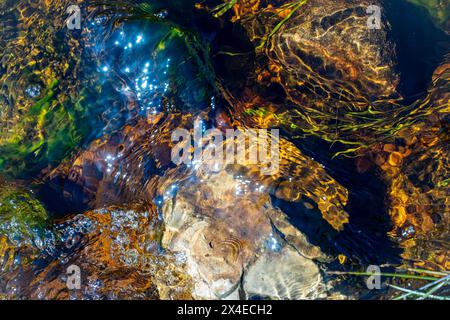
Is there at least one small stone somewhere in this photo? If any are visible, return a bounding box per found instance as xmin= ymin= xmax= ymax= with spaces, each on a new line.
xmin=243 ymin=245 xmax=323 ymax=300
xmin=303 ymin=202 xmax=314 ymax=210
xmin=383 ymin=144 xmax=396 ymax=152
xmin=24 ymin=84 xmax=42 ymax=99
xmin=355 ymin=157 xmax=372 ymax=173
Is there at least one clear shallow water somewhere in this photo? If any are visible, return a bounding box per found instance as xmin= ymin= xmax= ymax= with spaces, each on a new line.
xmin=0 ymin=0 xmax=449 ymax=300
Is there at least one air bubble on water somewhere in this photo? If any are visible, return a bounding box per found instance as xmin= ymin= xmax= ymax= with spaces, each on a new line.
xmin=94 ymin=15 xmax=107 ymax=25
xmin=156 ymin=10 xmax=168 ymax=19
xmin=25 ymin=84 xmax=41 ymax=99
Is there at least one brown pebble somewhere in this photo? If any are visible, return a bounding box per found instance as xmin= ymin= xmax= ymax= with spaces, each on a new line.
xmin=374 ymin=153 xmax=386 ymax=166
xmin=383 ymin=144 xmax=396 ymax=153
xmin=401 ymin=148 xmax=412 ymax=157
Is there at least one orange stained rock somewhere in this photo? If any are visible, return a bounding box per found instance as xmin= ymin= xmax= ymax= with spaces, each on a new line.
xmin=0 ymin=236 xmax=16 ymax=272
xmin=27 ymin=205 xmax=191 ymax=300
xmin=383 ymin=144 xmax=397 ymax=153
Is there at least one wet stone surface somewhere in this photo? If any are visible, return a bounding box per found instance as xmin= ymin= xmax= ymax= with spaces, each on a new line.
xmin=0 ymin=0 xmax=449 ymax=300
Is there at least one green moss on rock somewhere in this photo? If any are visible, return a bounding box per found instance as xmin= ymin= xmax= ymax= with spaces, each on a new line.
xmin=0 ymin=186 xmax=49 ymax=244
xmin=0 ymin=81 xmax=93 ymax=178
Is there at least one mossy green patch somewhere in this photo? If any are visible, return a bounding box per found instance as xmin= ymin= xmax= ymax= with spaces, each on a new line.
xmin=0 ymin=80 xmax=92 ymax=178
xmin=0 ymin=186 xmax=49 ymax=244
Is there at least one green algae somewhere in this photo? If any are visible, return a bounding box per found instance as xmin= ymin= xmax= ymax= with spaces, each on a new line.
xmin=0 ymin=0 xmax=217 ymax=179
xmin=0 ymin=80 xmax=97 ymax=178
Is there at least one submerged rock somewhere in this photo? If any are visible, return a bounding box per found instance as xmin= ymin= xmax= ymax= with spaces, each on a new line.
xmin=159 ymin=165 xmax=331 ymax=299
xmin=218 ymin=0 xmax=407 ymax=155
xmin=160 ymin=170 xmax=273 ymax=299
xmin=0 ymin=203 xmax=193 ymax=300
xmin=266 ymin=0 xmax=398 ymax=100
xmin=0 ymin=183 xmax=49 ymax=279
xmin=0 ymin=184 xmax=48 ymax=246
xmin=243 ymin=245 xmax=323 ymax=300
xmin=31 ymin=109 xmax=354 ymax=299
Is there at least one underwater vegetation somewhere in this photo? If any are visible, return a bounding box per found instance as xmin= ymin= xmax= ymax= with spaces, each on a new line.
xmin=406 ymin=0 xmax=449 ymax=30
xmin=0 ymin=0 xmax=449 ymax=300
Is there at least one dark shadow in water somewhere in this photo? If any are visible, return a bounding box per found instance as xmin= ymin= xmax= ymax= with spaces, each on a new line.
xmin=272 ymin=1 xmax=450 ymax=264
xmin=37 ymin=176 xmax=92 ymax=218
xmin=273 ymin=135 xmax=402 ymax=265
xmin=384 ymin=0 xmax=449 ymax=104
xmin=211 ymin=22 xmax=257 ymax=92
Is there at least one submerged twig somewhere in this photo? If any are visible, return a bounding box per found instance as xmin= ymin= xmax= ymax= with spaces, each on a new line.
xmin=387 ymin=284 xmax=448 ymax=300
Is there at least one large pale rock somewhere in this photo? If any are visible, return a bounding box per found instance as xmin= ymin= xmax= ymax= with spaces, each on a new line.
xmin=160 ymin=167 xmax=328 ymax=299
xmin=161 ymin=170 xmax=273 ymax=299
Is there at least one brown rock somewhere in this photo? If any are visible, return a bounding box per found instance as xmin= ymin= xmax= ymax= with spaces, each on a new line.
xmin=388 ymin=152 xmax=403 ymax=167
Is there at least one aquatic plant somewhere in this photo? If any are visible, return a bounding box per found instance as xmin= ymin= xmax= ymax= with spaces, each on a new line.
xmin=329 ymin=268 xmax=450 ymax=300
xmin=210 ymin=0 xmax=238 ymax=18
